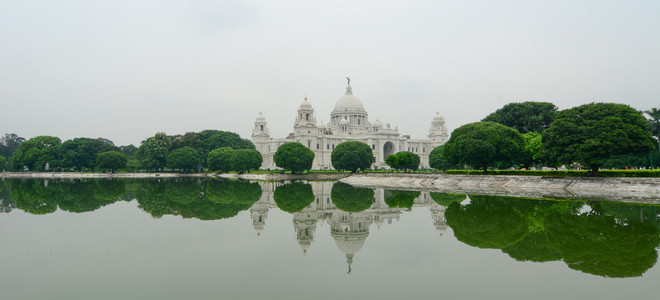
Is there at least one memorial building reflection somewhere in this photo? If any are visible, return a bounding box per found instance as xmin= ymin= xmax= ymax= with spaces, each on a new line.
xmin=253 ymin=181 xmax=450 ymax=272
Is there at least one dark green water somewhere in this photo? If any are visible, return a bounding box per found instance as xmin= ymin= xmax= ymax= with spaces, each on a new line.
xmin=1 ymin=178 xmax=659 ymax=299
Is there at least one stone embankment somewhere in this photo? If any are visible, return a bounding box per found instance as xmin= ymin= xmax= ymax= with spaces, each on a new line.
xmin=340 ymin=173 xmax=660 ymax=203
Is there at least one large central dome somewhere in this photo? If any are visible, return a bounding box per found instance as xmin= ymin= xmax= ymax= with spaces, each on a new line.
xmin=332 ymin=85 xmax=367 ymax=113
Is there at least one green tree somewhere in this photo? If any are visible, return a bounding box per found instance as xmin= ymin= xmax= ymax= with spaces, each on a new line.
xmin=198 ymin=130 xmax=255 ymax=154
xmin=125 ymin=157 xmax=142 ymax=172
xmin=429 ymin=145 xmax=460 ymax=171
xmin=331 ymin=141 xmax=374 ymax=172
xmin=96 ymin=151 xmax=128 ymax=172
xmin=207 ymin=147 xmax=235 ymax=172
xmin=482 ymin=101 xmax=557 ymax=133
xmin=517 ymin=132 xmax=543 ymax=169
xmin=443 ymin=122 xmax=524 ymax=173
xmin=13 ymin=136 xmax=62 ymax=171
xmin=644 ymin=107 xmax=660 ymax=141
xmin=166 ymin=146 xmax=202 ymax=172
xmin=119 ymin=144 xmax=138 ymax=157
xmin=385 ymin=154 xmax=399 ymax=169
xmin=384 ymin=190 xmax=420 ymax=209
xmin=330 ymin=182 xmax=374 ymax=212
xmin=61 ymin=137 xmax=116 ymax=171
xmin=274 ymin=142 xmax=314 ymax=173
xmin=230 ymin=149 xmax=263 ymax=172
xmin=137 ymin=132 xmax=173 ymax=171
xmin=273 ymin=182 xmax=314 ymax=213
xmin=541 ymin=103 xmax=655 ymax=174
xmin=0 ymin=156 xmax=5 ymax=171
xmin=385 ymin=151 xmax=420 ymax=171
xmin=0 ymin=133 xmax=25 ymax=158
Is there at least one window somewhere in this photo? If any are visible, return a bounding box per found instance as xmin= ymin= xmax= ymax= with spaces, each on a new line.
xmin=327 ymin=144 xmax=330 ymax=150
xmin=358 ymin=119 xmax=360 ymax=125
xmin=260 ymin=125 xmax=264 ymax=131
xmin=306 ymin=113 xmax=309 ymax=120
xmin=372 ymin=144 xmax=375 ymax=150
xmin=317 ymin=144 xmax=320 ymax=149
xmin=308 ymin=141 xmax=311 ymax=147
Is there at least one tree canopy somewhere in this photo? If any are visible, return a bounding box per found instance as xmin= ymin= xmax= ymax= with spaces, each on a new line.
xmin=541 ymin=103 xmax=655 ymax=173
xmin=12 ymin=136 xmax=62 ymax=171
xmin=167 ymin=146 xmax=202 ymax=172
xmin=230 ymin=149 xmax=263 ymax=172
xmin=645 ymin=107 xmax=660 ymax=142
xmin=137 ymin=132 xmax=173 ymax=171
xmin=96 ymin=151 xmax=128 ymax=172
xmin=331 ymin=141 xmax=374 ymax=172
xmin=385 ymin=151 xmax=420 ymax=171
xmin=482 ymin=101 xmax=557 ymax=133
xmin=429 ymin=145 xmax=460 ymax=171
xmin=0 ymin=133 xmax=25 ymax=158
xmin=443 ymin=122 xmax=524 ymax=173
xmin=61 ymin=137 xmax=117 ymax=171
xmin=207 ymin=147 xmax=235 ymax=172
xmin=274 ymin=142 xmax=314 ymax=173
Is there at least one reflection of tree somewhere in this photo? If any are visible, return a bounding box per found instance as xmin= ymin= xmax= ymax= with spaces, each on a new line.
xmin=136 ymin=178 xmax=261 ymax=220
xmin=274 ymin=182 xmax=314 ymax=213
xmin=384 ymin=190 xmax=420 ymax=209
xmin=205 ymin=180 xmax=262 ymax=205
xmin=502 ymin=232 xmax=561 ymax=262
xmin=330 ymin=182 xmax=374 ymax=213
xmin=57 ymin=180 xmax=124 ymax=213
xmin=445 ymin=195 xmax=529 ymax=249
xmin=545 ymin=212 xmax=660 ymax=278
xmin=9 ymin=179 xmax=58 ymax=214
xmin=429 ymin=192 xmax=466 ymax=207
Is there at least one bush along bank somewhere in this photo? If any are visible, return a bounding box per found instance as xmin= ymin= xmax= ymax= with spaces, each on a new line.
xmin=445 ymin=169 xmax=660 ymax=177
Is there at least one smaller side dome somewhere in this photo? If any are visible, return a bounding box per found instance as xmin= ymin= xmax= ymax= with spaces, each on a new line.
xmin=300 ymin=97 xmax=312 ymax=109
xmin=256 ymin=112 xmax=266 ymax=122
xmin=373 ymin=119 xmax=382 ymax=128
xmin=319 ymin=121 xmax=326 ymax=129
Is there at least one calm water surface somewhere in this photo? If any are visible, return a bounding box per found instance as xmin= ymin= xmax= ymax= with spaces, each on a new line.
xmin=1 ymin=178 xmax=658 ymax=299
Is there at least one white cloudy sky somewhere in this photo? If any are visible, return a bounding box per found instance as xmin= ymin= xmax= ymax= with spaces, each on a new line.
xmin=2 ymin=0 xmax=659 ymax=146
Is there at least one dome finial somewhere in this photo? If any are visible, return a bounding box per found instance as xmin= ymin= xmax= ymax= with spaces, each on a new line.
xmin=346 ymin=76 xmax=351 ymax=86
xmin=345 ymin=77 xmax=353 ymax=96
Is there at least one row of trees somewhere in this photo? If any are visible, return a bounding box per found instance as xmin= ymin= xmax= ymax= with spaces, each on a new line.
xmin=431 ymin=102 xmax=659 ymax=174
xmin=0 ymin=129 xmax=259 ymax=173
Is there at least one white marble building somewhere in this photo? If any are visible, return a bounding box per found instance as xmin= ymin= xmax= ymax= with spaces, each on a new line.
xmin=252 ymin=82 xmax=449 ymax=169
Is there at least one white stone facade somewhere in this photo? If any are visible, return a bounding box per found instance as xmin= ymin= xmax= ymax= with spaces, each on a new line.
xmin=252 ymin=83 xmax=449 ymax=169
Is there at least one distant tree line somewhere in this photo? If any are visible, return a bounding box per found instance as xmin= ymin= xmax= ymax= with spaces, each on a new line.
xmin=0 ymin=130 xmax=260 ymax=173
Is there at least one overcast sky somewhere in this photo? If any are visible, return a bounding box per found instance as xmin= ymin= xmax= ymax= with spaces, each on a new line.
xmin=2 ymin=0 xmax=659 ymax=146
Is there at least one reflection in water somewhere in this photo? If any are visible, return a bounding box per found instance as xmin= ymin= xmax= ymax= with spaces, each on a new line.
xmin=254 ymin=181 xmax=445 ymax=273
xmin=446 ymin=195 xmax=660 ymax=278
xmin=2 ymin=178 xmax=660 ymax=278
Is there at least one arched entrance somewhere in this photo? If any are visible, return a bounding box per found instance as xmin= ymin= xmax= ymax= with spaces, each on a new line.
xmin=383 ymin=142 xmax=394 ymax=161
